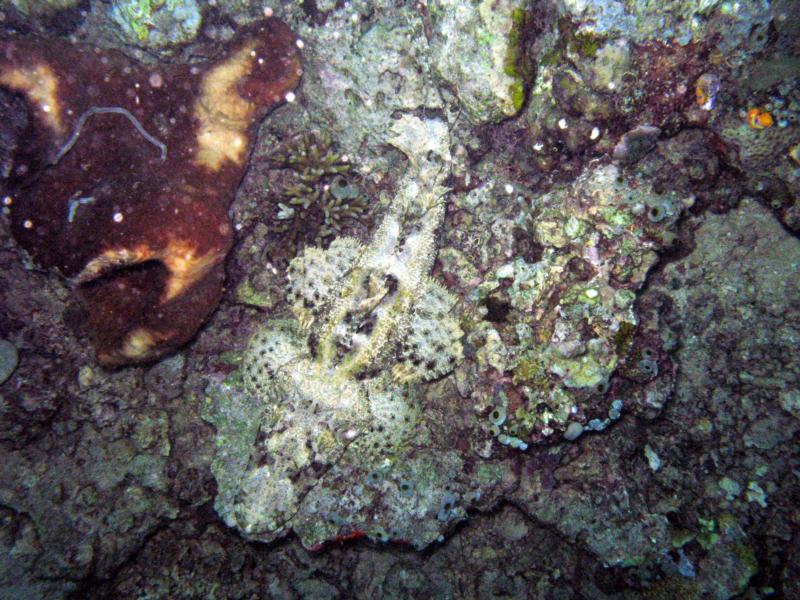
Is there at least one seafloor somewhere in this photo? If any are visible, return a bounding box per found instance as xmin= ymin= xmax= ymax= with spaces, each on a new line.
xmin=0 ymin=0 xmax=799 ymax=598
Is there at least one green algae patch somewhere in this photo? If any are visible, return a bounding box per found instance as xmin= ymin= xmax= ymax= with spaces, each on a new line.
xmin=512 ymin=352 xmax=550 ymax=388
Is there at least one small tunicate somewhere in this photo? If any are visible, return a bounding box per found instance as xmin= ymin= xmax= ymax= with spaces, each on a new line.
xmin=508 ymin=436 xmax=527 ymax=450
xmin=366 ymin=469 xmax=385 ymax=487
xmin=330 ymin=175 xmax=360 ymax=200
xmin=611 ymin=399 xmax=624 ymax=412
xmin=397 ymin=478 xmax=415 ymax=498
xmin=564 ymin=422 xmax=584 ymax=441
xmin=497 ymin=433 xmax=512 ymax=445
xmin=437 ymin=493 xmax=457 ymax=522
xmin=0 ymin=339 xmax=19 ymax=385
xmin=661 ymin=328 xmax=679 ymax=351
xmin=638 ymin=358 xmax=659 ymax=378
xmin=647 ymin=202 xmax=669 ymax=223
xmin=489 ymin=405 xmax=507 ymax=426
xmin=374 ymin=527 xmax=390 ymax=542
xmin=641 ymin=347 xmax=657 ymax=360
xmin=588 ymin=418 xmax=607 ymax=431
xmin=608 ymin=407 xmax=621 ymax=420
xmin=464 ymin=490 xmax=481 ymax=503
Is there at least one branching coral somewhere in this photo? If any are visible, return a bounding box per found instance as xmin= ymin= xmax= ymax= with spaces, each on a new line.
xmin=269 ymin=132 xmax=371 ymax=249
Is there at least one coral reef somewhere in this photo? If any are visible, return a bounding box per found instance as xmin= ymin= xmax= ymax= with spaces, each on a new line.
xmin=438 ymin=162 xmax=687 ymax=445
xmin=561 ymin=0 xmax=773 ymax=54
xmin=0 ymin=0 xmax=799 ymax=597
xmin=0 ymin=18 xmax=302 ymax=365
xmin=281 ymin=3 xmax=443 ymax=171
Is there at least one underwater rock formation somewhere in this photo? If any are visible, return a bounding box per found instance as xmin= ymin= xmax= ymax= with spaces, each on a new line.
xmin=428 ymin=0 xmax=534 ymax=124
xmin=0 ymin=18 xmax=302 ymax=366
xmin=2 ymin=0 xmax=800 ymax=596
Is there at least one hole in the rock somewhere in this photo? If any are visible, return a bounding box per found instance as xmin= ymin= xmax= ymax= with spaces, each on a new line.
xmin=483 ymin=295 xmax=511 ymax=323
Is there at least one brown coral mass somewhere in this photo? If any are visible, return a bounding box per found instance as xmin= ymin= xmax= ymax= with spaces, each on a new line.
xmin=0 ymin=18 xmax=302 ymax=366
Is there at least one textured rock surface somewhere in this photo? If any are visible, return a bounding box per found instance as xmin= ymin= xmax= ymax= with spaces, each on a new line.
xmin=109 ymin=0 xmax=202 ymax=49
xmin=428 ymin=0 xmax=532 ymax=124
xmin=561 ymin=0 xmax=774 ymax=53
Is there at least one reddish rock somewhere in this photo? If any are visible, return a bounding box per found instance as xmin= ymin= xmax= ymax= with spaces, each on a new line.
xmin=0 ymin=18 xmax=302 ymax=366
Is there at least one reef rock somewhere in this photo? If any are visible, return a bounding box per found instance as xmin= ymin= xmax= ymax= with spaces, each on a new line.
xmin=428 ymin=0 xmax=532 ymax=124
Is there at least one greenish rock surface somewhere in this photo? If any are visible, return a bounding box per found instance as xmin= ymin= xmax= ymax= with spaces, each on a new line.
xmin=428 ymin=0 xmax=531 ymax=124
xmin=291 ymin=5 xmax=440 ymax=169
xmin=1 ymin=0 xmax=800 ymax=597
xmin=109 ymin=0 xmax=201 ymax=49
xmin=0 ymin=339 xmax=18 ymax=385
xmin=440 ymin=163 xmax=689 ymax=444
xmin=561 ymin=0 xmax=772 ymax=52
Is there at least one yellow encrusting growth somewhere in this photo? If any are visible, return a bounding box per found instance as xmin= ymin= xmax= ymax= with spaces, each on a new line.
xmin=0 ymin=62 xmax=65 ymax=136
xmin=76 ymin=246 xmax=154 ymax=282
xmin=116 ymin=327 xmax=158 ymax=360
xmin=193 ymin=43 xmax=259 ymax=171
xmin=76 ymin=238 xmax=224 ymax=302
xmin=161 ymin=239 xmax=224 ymax=301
